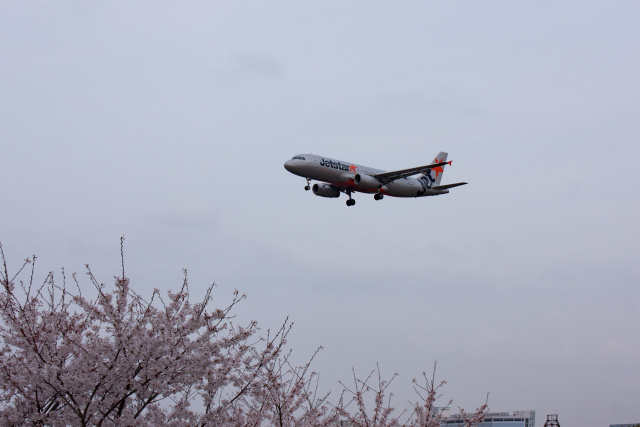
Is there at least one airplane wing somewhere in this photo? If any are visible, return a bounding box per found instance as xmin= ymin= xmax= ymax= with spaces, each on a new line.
xmin=374 ymin=160 xmax=451 ymax=183
xmin=432 ymin=182 xmax=468 ymax=190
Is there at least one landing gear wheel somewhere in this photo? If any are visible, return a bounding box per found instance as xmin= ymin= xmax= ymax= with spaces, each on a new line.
xmin=305 ymin=185 xmax=310 ymax=191
xmin=374 ymin=193 xmax=384 ymax=201
xmin=346 ymin=199 xmax=356 ymax=206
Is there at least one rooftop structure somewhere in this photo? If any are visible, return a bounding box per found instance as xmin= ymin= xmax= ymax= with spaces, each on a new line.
xmin=543 ymin=414 xmax=560 ymax=427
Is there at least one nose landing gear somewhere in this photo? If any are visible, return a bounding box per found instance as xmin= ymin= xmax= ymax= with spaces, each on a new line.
xmin=374 ymin=192 xmax=384 ymax=201
xmin=304 ymin=178 xmax=311 ymax=191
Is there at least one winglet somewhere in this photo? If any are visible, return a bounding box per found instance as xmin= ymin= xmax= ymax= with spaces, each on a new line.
xmin=448 ymin=161 xmax=452 ymax=166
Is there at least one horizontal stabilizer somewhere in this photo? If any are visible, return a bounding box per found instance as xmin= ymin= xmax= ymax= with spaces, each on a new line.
xmin=432 ymin=182 xmax=468 ymax=190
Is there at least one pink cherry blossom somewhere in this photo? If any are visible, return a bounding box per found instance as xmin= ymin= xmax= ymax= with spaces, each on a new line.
xmin=1 ymin=241 xmax=487 ymax=426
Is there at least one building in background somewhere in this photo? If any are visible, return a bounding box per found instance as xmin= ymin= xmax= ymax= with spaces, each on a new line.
xmin=441 ymin=410 xmax=535 ymax=427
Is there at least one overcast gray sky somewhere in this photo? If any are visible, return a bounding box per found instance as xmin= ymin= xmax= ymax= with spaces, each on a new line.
xmin=1 ymin=2 xmax=638 ymax=426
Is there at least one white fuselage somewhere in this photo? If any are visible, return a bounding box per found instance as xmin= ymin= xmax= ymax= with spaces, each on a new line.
xmin=284 ymin=154 xmax=448 ymax=198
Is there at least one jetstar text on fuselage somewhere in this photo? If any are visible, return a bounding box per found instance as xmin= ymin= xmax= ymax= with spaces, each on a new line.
xmin=319 ymin=158 xmax=352 ymax=172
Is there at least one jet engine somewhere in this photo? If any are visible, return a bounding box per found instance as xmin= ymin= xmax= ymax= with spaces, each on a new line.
xmin=312 ymin=183 xmax=340 ymax=198
xmin=354 ymin=173 xmax=381 ymax=189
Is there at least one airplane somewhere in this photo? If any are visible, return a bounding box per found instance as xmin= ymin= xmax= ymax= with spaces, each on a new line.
xmin=284 ymin=152 xmax=467 ymax=206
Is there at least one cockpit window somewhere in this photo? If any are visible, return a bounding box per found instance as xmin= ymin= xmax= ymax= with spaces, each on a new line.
xmin=291 ymin=156 xmax=306 ymax=161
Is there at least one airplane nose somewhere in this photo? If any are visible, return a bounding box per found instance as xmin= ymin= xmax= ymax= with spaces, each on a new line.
xmin=285 ymin=159 xmax=305 ymax=173
xmin=284 ymin=159 xmax=294 ymax=172
xmin=284 ymin=159 xmax=306 ymax=176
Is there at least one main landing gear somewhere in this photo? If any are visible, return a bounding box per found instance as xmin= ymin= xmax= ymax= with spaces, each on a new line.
xmin=304 ymin=178 xmax=311 ymax=191
xmin=374 ymin=192 xmax=384 ymax=201
xmin=346 ymin=190 xmax=356 ymax=206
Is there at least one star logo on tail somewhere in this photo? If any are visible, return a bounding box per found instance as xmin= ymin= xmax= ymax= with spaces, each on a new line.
xmin=432 ymin=158 xmax=445 ymax=179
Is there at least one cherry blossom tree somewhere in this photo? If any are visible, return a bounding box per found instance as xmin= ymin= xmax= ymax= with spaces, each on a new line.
xmin=409 ymin=363 xmax=489 ymax=427
xmin=0 ymin=240 xmax=334 ymax=426
xmin=0 ymin=240 xmax=488 ymax=426
xmin=233 ymin=343 xmax=337 ymax=426
xmin=335 ymin=363 xmax=489 ymax=427
xmin=336 ymin=364 xmax=403 ymax=426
